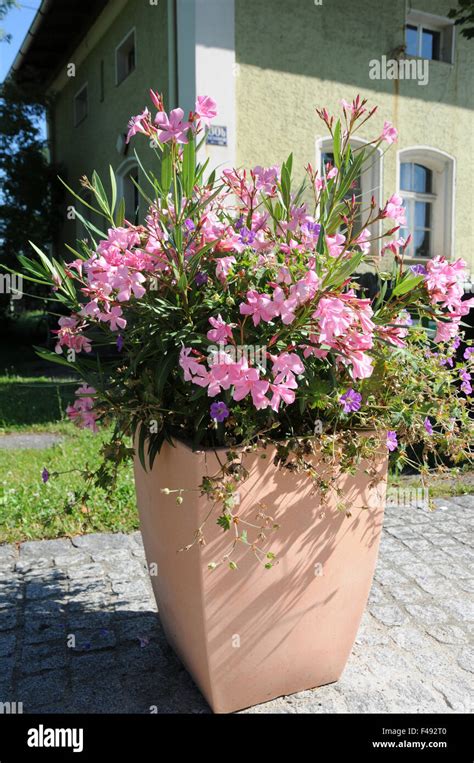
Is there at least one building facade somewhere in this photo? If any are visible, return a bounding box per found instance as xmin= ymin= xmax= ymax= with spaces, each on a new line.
xmin=10 ymin=0 xmax=474 ymax=279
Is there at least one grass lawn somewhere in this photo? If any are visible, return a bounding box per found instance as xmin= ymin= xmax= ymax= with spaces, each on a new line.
xmin=0 ymin=373 xmax=137 ymax=544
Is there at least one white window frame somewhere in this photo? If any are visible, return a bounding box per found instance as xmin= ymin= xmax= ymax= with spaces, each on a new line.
xmin=405 ymin=10 xmax=455 ymax=64
xmin=316 ymin=136 xmax=383 ymax=255
xmin=116 ymin=158 xmax=140 ymax=224
xmin=73 ymin=82 xmax=88 ymax=126
xmin=397 ymin=147 xmax=455 ymax=262
xmin=115 ymin=28 xmax=137 ymax=86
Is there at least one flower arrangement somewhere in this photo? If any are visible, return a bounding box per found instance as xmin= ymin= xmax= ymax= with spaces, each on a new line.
xmin=17 ymin=92 xmax=473 ymax=569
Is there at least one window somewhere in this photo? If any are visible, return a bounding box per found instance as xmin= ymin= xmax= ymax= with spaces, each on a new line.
xmin=116 ymin=29 xmax=136 ymax=85
xmin=398 ymin=148 xmax=455 ymax=260
xmin=405 ymin=11 xmax=454 ymax=63
xmin=317 ymin=137 xmax=383 ymax=252
xmin=117 ymin=161 xmax=140 ymax=224
xmin=74 ymin=83 xmax=88 ymax=126
xmin=399 ymin=163 xmax=434 ymax=257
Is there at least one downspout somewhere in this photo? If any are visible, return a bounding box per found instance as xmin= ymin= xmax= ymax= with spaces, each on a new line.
xmin=167 ymin=0 xmax=178 ymax=109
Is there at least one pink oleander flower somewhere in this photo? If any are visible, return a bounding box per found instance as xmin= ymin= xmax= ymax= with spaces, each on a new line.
xmin=355 ymin=228 xmax=371 ymax=254
xmin=215 ymin=256 xmax=236 ymax=282
xmin=385 ymin=194 xmax=406 ymax=226
xmin=380 ymin=121 xmax=398 ymax=144
xmin=207 ymin=315 xmax=235 ymax=343
xmin=195 ymin=95 xmax=218 ymax=128
xmin=179 ymin=346 xmax=206 ymax=382
xmin=269 ymin=375 xmax=298 ymax=412
xmin=270 ymin=352 xmax=305 ymax=383
xmin=272 ymin=287 xmax=297 ymax=325
xmin=66 ymin=384 xmax=98 ymax=432
xmin=240 ymin=290 xmax=277 ymax=326
xmin=98 ymin=305 xmax=127 ymax=331
xmin=155 ymin=108 xmax=191 ymax=144
xmin=253 ymin=165 xmax=280 ymax=194
xmin=126 ymin=108 xmax=150 ymax=143
xmin=54 ymin=316 xmax=92 ymax=355
xmin=326 ymin=233 xmax=346 ymax=258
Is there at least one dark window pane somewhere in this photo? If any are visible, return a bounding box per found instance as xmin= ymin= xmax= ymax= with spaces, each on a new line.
xmin=400 ymin=162 xmax=413 ymax=191
xmin=414 ymin=229 xmax=430 ymax=257
xmin=414 ymin=164 xmax=432 ymax=193
xmin=421 ymin=29 xmax=440 ymax=60
xmin=406 ymin=25 xmax=418 ymax=56
xmin=415 ymin=201 xmax=431 ymax=228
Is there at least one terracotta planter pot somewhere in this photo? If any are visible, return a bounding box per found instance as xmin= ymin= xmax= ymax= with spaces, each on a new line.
xmin=133 ymin=437 xmax=388 ymax=713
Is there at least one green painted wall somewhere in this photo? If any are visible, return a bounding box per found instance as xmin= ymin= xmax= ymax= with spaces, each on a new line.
xmin=51 ymin=0 xmax=170 ymax=249
xmin=235 ymin=0 xmax=474 ymax=272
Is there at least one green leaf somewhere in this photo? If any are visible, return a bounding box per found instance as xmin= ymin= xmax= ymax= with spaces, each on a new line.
xmin=391 ymin=275 xmax=425 ymax=296
xmin=333 ymin=119 xmax=342 ymax=168
xmin=115 ymin=197 xmax=126 ymax=227
xmin=182 ymin=137 xmax=196 ymax=198
xmin=217 ymin=513 xmax=232 ymax=531
xmin=109 ymin=165 xmax=117 ymax=215
xmin=161 ymin=146 xmax=172 ymax=194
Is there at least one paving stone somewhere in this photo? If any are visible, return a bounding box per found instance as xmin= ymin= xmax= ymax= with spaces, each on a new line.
xmin=20 ymin=538 xmax=72 ymax=559
xmin=0 ymin=546 xmax=16 ymax=563
xmin=26 ymin=581 xmax=68 ymax=600
xmin=0 ymin=609 xmax=17 ymax=631
xmin=426 ymin=624 xmax=470 ymax=645
xmin=405 ymin=604 xmax=449 ymax=624
xmin=369 ymin=604 xmax=408 ymax=627
xmin=72 ymin=533 xmax=134 ymax=552
xmin=91 ymin=549 xmax=134 ymax=564
xmin=456 ymin=647 xmax=474 ymax=673
xmin=0 ymin=633 xmax=16 ymax=657
xmin=17 ymin=671 xmax=67 ymax=709
xmin=20 ymin=643 xmax=68 ymax=674
xmin=111 ymin=580 xmax=151 ymax=599
xmin=68 ymin=628 xmax=116 ymax=652
xmin=67 ymin=563 xmax=106 ymax=580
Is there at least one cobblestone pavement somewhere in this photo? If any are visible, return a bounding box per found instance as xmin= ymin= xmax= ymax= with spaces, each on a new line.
xmin=0 ymin=496 xmax=472 ymax=714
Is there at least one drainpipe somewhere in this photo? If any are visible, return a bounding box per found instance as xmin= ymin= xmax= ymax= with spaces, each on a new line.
xmin=167 ymin=0 xmax=178 ymax=109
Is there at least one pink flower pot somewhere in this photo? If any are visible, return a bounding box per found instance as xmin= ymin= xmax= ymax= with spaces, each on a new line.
xmin=134 ymin=438 xmax=388 ymax=713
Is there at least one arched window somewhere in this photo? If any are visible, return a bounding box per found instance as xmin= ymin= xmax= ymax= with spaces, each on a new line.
xmin=316 ymin=137 xmax=383 ymax=251
xmin=398 ymin=148 xmax=454 ymax=260
xmin=117 ymin=160 xmax=140 ymax=225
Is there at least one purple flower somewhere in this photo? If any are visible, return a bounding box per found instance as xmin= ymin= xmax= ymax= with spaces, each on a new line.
xmin=339 ymin=389 xmax=362 ymax=414
xmin=41 ymin=468 xmax=49 ymax=484
xmin=303 ymin=221 xmax=321 ymax=237
xmin=235 ymin=216 xmax=245 ymax=231
xmin=116 ymin=334 xmax=124 ymax=352
xmin=410 ymin=264 xmax=427 ymax=276
xmin=460 ymin=368 xmax=472 ymax=394
xmin=424 ymin=417 xmax=433 ymax=435
xmin=452 ymin=336 xmax=461 ymax=350
xmin=210 ymin=401 xmax=230 ymax=422
xmin=195 ymin=271 xmax=208 ymax=287
xmin=239 ymin=226 xmax=256 ymax=246
xmin=184 ymin=218 xmax=196 ymax=232
xmin=387 ymin=431 xmax=398 ymax=452
xmin=464 ymin=347 xmax=474 ymax=360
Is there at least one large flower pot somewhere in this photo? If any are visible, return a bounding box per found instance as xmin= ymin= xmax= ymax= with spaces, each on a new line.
xmin=133 ymin=438 xmax=388 ymax=713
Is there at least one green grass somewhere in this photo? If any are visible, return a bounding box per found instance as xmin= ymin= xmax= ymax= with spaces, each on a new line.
xmin=0 ymin=375 xmax=78 ymax=431
xmin=0 ymin=371 xmax=138 ymax=544
xmin=0 ymin=425 xmax=137 ymax=544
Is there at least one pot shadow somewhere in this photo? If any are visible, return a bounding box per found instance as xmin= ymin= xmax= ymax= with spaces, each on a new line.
xmin=202 ymin=463 xmax=385 ymax=676
xmin=0 ymin=569 xmax=211 ymax=714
